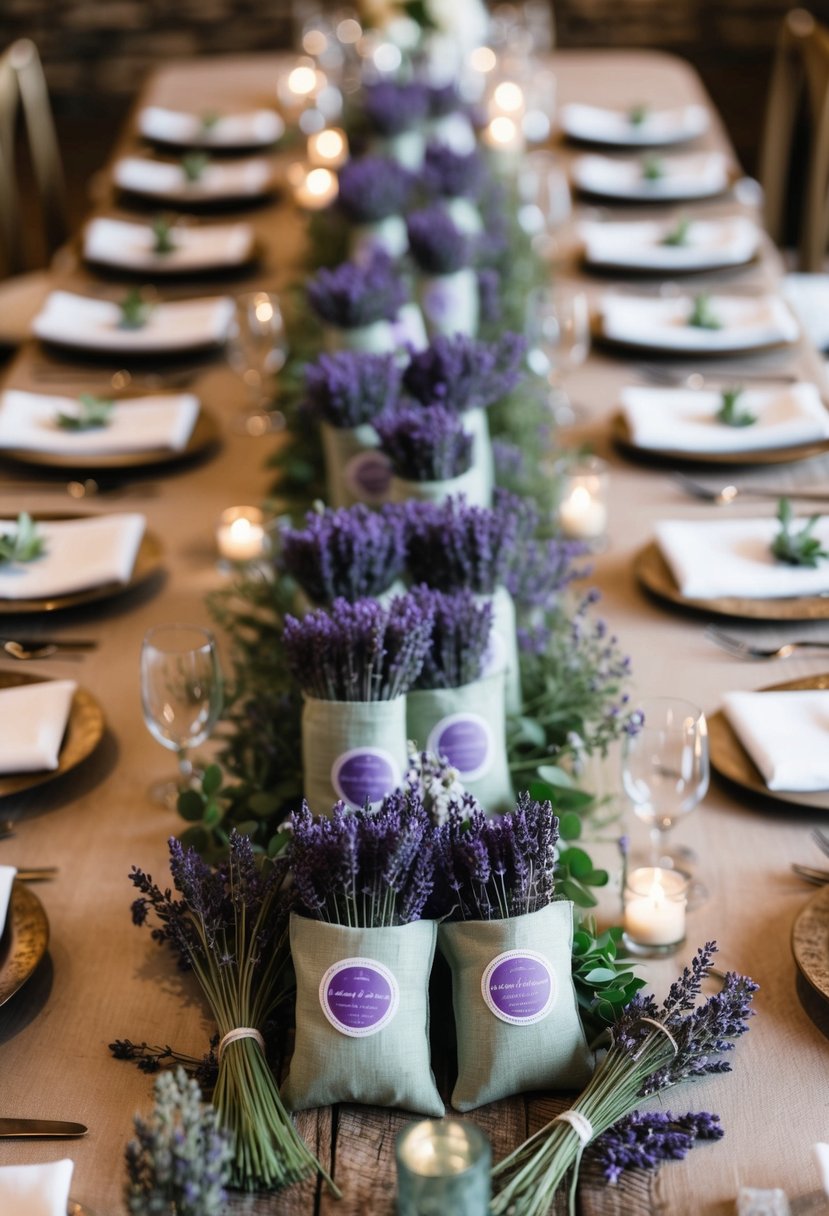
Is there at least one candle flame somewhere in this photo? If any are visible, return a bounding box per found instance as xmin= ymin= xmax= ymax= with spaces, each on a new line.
xmin=288 ymin=65 xmax=317 ymax=97
xmin=488 ymin=115 xmax=518 ymax=145
xmin=306 ymin=167 xmax=336 ymax=196
xmin=493 ymin=81 xmax=524 ymax=114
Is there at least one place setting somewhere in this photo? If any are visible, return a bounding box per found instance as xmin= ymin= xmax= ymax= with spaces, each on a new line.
xmin=112 ymin=151 xmax=279 ymax=207
xmin=571 ymin=149 xmax=734 ymax=203
xmin=560 ymin=100 xmax=709 ymax=147
xmin=579 ymin=214 xmax=763 ymax=276
xmin=81 ymin=215 xmax=260 ymax=279
xmin=137 ymin=103 xmax=285 ymax=151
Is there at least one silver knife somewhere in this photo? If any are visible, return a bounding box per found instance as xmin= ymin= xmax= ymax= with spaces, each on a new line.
xmin=0 ymin=1118 xmax=87 ymax=1138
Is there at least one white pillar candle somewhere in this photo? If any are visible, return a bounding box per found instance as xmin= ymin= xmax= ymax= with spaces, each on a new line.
xmin=624 ymin=867 xmax=687 ymax=948
xmin=308 ymin=127 xmax=348 ymax=169
xmin=557 ymin=458 xmax=609 ymax=542
xmin=216 ymin=506 xmax=267 ymax=563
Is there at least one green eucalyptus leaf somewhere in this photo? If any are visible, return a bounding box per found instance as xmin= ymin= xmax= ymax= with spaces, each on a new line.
xmin=202 ymin=764 xmax=223 ymax=797
xmin=179 ymin=825 xmax=209 ymax=852
xmin=559 ymin=845 xmax=594 ymax=879
xmin=581 ymin=966 xmax=619 ymax=984
xmin=537 ymin=764 xmax=575 ymax=788
xmin=558 ymin=811 xmax=582 ymax=840
xmin=556 ymin=877 xmax=598 ymax=907
xmin=177 ymin=790 xmax=206 ymax=821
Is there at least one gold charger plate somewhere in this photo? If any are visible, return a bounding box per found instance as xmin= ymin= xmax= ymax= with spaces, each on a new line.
xmin=611 ymin=412 xmax=829 ymax=467
xmin=792 ymin=882 xmax=829 ymax=1004
xmin=0 ymin=881 xmax=49 ymax=1007
xmin=0 ymin=407 xmax=219 ymax=472
xmin=709 ymin=673 xmax=829 ymax=811
xmin=635 ymin=540 xmax=829 ymax=621
xmin=0 ymin=670 xmax=105 ymax=799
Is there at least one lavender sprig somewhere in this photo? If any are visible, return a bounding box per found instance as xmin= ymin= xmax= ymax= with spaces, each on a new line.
xmin=376 ymin=404 xmax=474 ymax=481
xmin=306 ymin=350 xmax=400 ymax=428
xmin=307 ymin=250 xmax=406 ymax=328
xmin=280 ymin=503 xmax=407 ymax=604
xmin=407 ymin=206 xmax=474 ymax=275
xmin=403 ymin=492 xmax=529 ymax=593
xmin=409 ymin=586 xmax=493 ymax=690
xmin=403 ymin=331 xmax=526 ymax=413
xmin=422 ymin=143 xmax=485 ymax=200
xmin=338 ymin=155 xmax=413 ymax=224
xmin=363 ymin=80 xmax=429 ymax=136
xmin=283 ymin=593 xmax=434 ymax=701
xmin=589 ymin=1110 xmax=723 ymax=1184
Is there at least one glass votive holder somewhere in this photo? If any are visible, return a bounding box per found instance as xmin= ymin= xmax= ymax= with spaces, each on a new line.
xmin=396 ymin=1119 xmax=491 ymax=1216
xmin=216 ymin=506 xmax=268 ymax=567
xmin=557 ymin=456 xmax=609 ymax=545
xmin=623 ymin=866 xmax=688 ymax=957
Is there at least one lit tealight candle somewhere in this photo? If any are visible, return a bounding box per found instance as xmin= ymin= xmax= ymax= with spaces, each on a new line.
xmin=492 ymin=80 xmax=526 ymax=119
xmin=623 ymin=866 xmax=688 ymax=955
xmin=557 ymin=457 xmax=609 ymax=543
xmin=216 ymin=506 xmax=267 ymax=564
xmin=396 ymin=1120 xmax=490 ymax=1216
xmin=307 ymin=127 xmax=348 ymax=169
xmin=293 ymin=165 xmax=339 ymax=210
xmin=482 ymin=115 xmax=525 ymax=173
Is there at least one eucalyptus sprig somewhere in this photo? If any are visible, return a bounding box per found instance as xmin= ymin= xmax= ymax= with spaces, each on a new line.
xmin=628 ymin=103 xmax=649 ymax=126
xmin=201 ymin=111 xmax=220 ymax=132
xmin=661 ymin=215 xmax=691 ymax=247
xmin=771 ymin=497 xmax=829 ymax=567
xmin=716 ymin=386 xmax=756 ymax=428
xmin=151 ymin=215 xmax=177 ymax=255
xmin=641 ymin=154 xmax=664 ymax=181
xmin=182 ymin=151 xmax=209 ymax=182
xmin=56 ymin=393 xmax=115 ymax=431
xmin=0 ymin=512 xmax=46 ymax=564
xmin=118 ymin=288 xmax=153 ymax=330
xmin=688 ymin=292 xmax=722 ymax=330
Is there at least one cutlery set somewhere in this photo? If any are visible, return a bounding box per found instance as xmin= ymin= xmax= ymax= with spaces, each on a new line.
xmin=0 ymin=637 xmax=97 ymax=661
xmin=675 ymin=472 xmax=829 ymax=505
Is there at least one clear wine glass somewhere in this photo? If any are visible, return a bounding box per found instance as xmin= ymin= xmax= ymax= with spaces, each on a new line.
xmin=621 ymin=696 xmax=709 ymax=872
xmin=228 ymin=290 xmax=289 ymax=436
xmin=140 ymin=624 xmax=224 ymax=808
xmin=525 ymin=285 xmax=590 ymax=425
xmin=517 ymin=151 xmax=572 ymax=260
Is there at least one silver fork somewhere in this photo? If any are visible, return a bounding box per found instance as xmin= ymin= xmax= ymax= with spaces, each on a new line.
xmin=674 ymin=472 xmax=829 ymax=505
xmin=704 ymin=624 xmax=829 ymax=660
xmin=811 ymin=829 xmax=829 ymax=859
xmin=638 ymin=364 xmax=797 ymax=387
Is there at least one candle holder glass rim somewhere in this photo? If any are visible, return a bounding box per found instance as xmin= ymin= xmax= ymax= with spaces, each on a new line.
xmin=396 ymin=1118 xmax=491 ymax=1179
xmin=624 ymin=864 xmax=692 ymax=897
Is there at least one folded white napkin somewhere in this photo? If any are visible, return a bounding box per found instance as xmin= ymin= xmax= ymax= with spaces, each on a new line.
xmin=783 ymin=273 xmax=829 ymax=352
xmin=32 ymin=290 xmax=234 ymax=353
xmin=138 ymin=104 xmax=284 ymax=147
xmin=0 ymin=864 xmax=15 ymax=937
xmin=0 ymin=513 xmax=146 ymax=600
xmin=600 ymin=293 xmax=799 ymax=353
xmin=113 ymin=155 xmax=273 ymax=202
xmin=83 ymin=216 xmax=255 ymax=273
xmin=0 ymin=1160 xmax=74 ymax=1216
xmin=572 ymin=151 xmax=729 ymax=200
xmin=561 ymin=102 xmax=708 ymax=146
xmin=723 ymin=689 xmax=829 ymax=790
xmin=580 ymin=216 xmax=761 ymax=272
xmin=656 ymin=515 xmax=829 ymax=599
xmin=0 ymin=679 xmax=76 ymax=774
xmin=620 ymin=384 xmax=829 ymax=453
xmin=0 ymin=390 xmax=199 ymax=455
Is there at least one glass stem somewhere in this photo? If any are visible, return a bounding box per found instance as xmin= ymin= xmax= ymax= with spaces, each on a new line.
xmin=650 ymin=826 xmax=668 ymax=868
xmin=177 ymin=748 xmax=193 ymax=789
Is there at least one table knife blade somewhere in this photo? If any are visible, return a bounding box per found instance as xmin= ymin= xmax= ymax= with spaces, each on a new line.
xmin=0 ymin=1118 xmax=87 ymax=1138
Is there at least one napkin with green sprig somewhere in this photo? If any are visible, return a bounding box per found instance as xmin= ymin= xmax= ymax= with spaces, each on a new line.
xmin=771 ymin=497 xmax=829 ymax=567
xmin=56 ymin=394 xmax=114 ymax=431
xmin=688 ymin=292 xmax=722 ymax=330
xmin=716 ymin=385 xmax=756 ymax=427
xmin=0 ymin=513 xmax=46 ymax=564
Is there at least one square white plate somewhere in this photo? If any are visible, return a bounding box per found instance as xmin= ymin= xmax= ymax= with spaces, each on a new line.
xmin=572 ymin=151 xmax=730 ymax=202
xmin=138 ymin=105 xmax=284 ymax=148
xmin=561 ymin=102 xmax=708 ymax=147
xmin=598 ymin=292 xmax=799 ymax=354
xmin=32 ymin=290 xmax=235 ymax=354
xmin=580 ymin=216 xmax=761 ymax=273
xmin=0 ymin=390 xmax=200 ymax=455
xmin=113 ymin=155 xmax=274 ymax=203
xmin=83 ymin=217 xmax=255 ymax=274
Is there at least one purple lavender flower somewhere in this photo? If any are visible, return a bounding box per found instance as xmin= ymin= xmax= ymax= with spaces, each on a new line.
xmin=505 ymin=535 xmax=589 ymax=609
xmin=338 ymin=155 xmax=414 ymax=224
xmin=375 ymin=404 xmax=473 ymax=481
xmin=409 ymin=586 xmax=493 ymax=690
xmin=407 ymin=206 xmax=474 ymax=275
xmin=305 ymin=350 xmax=400 ymax=428
xmin=403 ymin=492 xmax=527 ymax=594
xmin=477 ymin=266 xmax=503 ymax=326
xmin=363 ymin=80 xmax=430 ymax=136
xmin=589 ymin=1111 xmax=724 ymax=1184
xmin=307 ymin=250 xmax=407 ymax=328
xmin=279 ymin=504 xmax=407 ymax=604
xmin=422 ymin=143 xmax=485 ymax=200
xmin=403 ymin=332 xmax=526 ymax=413
xmin=283 ymin=593 xmax=434 ymax=701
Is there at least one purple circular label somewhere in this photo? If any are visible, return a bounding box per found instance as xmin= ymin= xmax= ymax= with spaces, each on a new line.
xmin=344 ymin=451 xmax=392 ymax=503
xmin=320 ymin=957 xmax=399 ymax=1037
xmin=428 ymin=713 xmax=492 ymax=781
xmin=332 ymin=747 xmax=401 ymax=809
xmin=482 ymin=951 xmax=556 ymax=1026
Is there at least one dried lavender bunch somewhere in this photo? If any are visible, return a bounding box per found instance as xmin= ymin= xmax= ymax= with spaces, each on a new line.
xmin=363 ymin=79 xmax=429 ymax=136
xmin=409 ymin=586 xmax=493 ymax=690
xmin=110 ymin=1038 xmax=218 ymax=1088
xmin=403 ymin=331 xmax=526 ymax=413
xmin=403 ymin=493 xmax=528 ymax=594
xmin=289 ymin=790 xmax=435 ymax=926
xmin=124 ymin=1067 xmax=233 ymax=1216
xmin=338 ymin=155 xmax=414 ymax=224
xmin=305 ymin=349 xmax=400 ymax=428
xmin=407 ymin=205 xmax=474 ymax=275
xmin=588 ymin=1110 xmax=723 ymax=1185
xmin=129 ymin=834 xmax=333 ymax=1194
xmin=422 ymin=142 xmax=485 ymax=200
xmin=491 ymin=943 xmax=758 ymax=1216
xmin=280 ymin=503 xmax=407 ymax=605
xmin=376 ymin=404 xmax=474 ymax=481
xmin=432 ymin=793 xmax=559 ymax=920
xmin=307 ymin=250 xmax=406 ymax=328
xmin=282 ymin=593 xmax=434 ymax=701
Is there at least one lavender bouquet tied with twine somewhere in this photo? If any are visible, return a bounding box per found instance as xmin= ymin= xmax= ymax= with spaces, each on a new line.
xmin=409 ymin=586 xmax=493 ymax=690
xmin=407 ymin=206 xmax=474 ymax=275
xmin=404 ymin=493 xmax=528 ymax=594
xmin=283 ymin=593 xmax=433 ymax=701
xmin=338 ymin=155 xmax=414 ymax=224
xmin=363 ymin=80 xmax=429 ymax=136
xmin=289 ymin=790 xmax=435 ymax=926
xmin=307 ymin=250 xmax=406 ymax=328
xmin=403 ymin=331 xmax=526 ymax=413
xmin=376 ymin=404 xmax=473 ymax=481
xmin=279 ymin=503 xmax=407 ymax=605
xmin=491 ymin=942 xmax=758 ymax=1216
xmin=305 ymin=349 xmax=400 ymax=428
xmin=422 ymin=143 xmax=485 ymax=200
xmin=128 ymin=833 xmax=335 ymax=1195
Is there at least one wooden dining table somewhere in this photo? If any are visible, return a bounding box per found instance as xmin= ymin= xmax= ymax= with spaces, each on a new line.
xmin=1 ymin=45 xmax=828 ymax=1216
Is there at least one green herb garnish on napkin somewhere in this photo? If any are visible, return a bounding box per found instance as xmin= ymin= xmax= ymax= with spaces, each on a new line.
xmin=771 ymin=497 xmax=828 ymax=567
xmin=57 ymin=393 xmax=115 ymax=431
xmin=688 ymin=292 xmax=722 ymax=330
xmin=661 ymin=215 xmax=691 ymax=247
xmin=0 ymin=512 xmax=46 ymax=564
xmin=151 ymin=215 xmax=177 ymax=255
xmin=181 ymin=152 xmax=209 ymax=182
xmin=201 ymin=111 xmax=220 ymax=132
xmin=629 ymin=103 xmax=649 ymax=127
xmin=118 ymin=288 xmax=153 ymax=330
xmin=716 ymin=386 xmax=756 ymax=428
xmin=641 ymin=154 xmax=664 ymax=181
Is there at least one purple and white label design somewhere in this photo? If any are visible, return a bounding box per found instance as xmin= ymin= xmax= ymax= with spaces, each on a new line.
xmin=332 ymin=747 xmax=401 ymax=809
xmin=428 ymin=713 xmax=492 ymax=782
xmin=320 ymin=957 xmax=400 ymax=1037
xmin=481 ymin=950 xmax=556 ymax=1026
xmin=344 ymin=451 xmax=392 ymax=503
